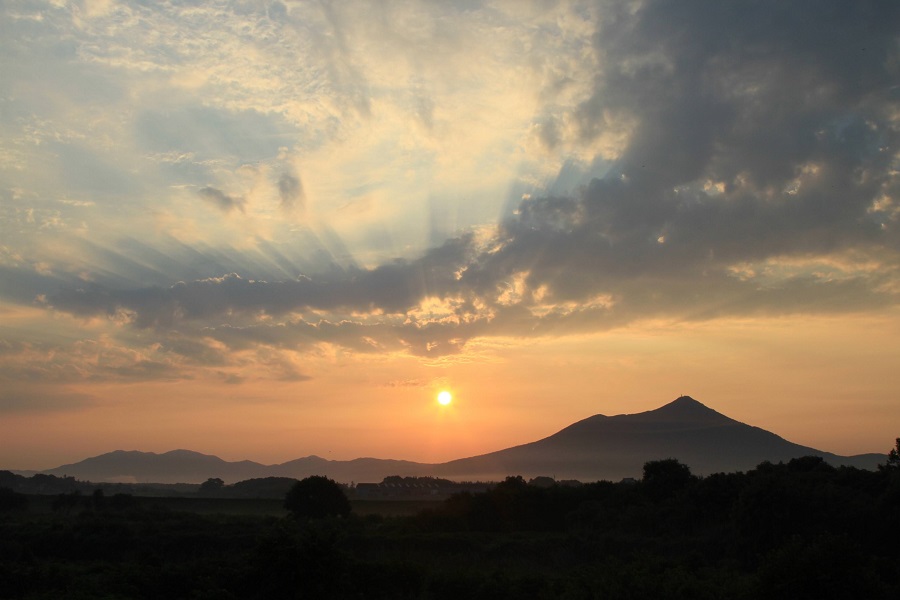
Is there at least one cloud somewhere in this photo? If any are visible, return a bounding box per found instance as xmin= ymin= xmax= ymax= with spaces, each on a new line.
xmin=197 ymin=187 xmax=246 ymax=213
xmin=0 ymin=337 xmax=191 ymax=385
xmin=277 ymin=173 xmax=305 ymax=212
xmin=18 ymin=1 xmax=900 ymax=362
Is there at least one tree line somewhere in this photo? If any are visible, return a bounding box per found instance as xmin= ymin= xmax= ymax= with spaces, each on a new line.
xmin=1 ymin=441 xmax=898 ymax=598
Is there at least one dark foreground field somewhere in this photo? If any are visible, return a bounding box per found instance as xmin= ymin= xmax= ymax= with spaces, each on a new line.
xmin=12 ymin=494 xmax=435 ymax=518
xmin=2 ymin=456 xmax=899 ymax=599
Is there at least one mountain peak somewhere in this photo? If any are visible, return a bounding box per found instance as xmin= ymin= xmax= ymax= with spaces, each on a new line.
xmin=674 ymin=394 xmax=697 ymax=402
xmin=660 ymin=395 xmax=706 ymax=409
xmin=644 ymin=395 xmax=735 ymax=424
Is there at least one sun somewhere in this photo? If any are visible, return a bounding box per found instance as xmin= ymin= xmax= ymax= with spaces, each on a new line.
xmin=437 ymin=390 xmax=452 ymax=406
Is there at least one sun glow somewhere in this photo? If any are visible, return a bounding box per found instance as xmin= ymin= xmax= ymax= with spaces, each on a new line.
xmin=437 ymin=391 xmax=452 ymax=406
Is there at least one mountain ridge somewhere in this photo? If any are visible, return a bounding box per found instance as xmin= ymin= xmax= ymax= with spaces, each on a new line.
xmin=20 ymin=396 xmax=886 ymax=483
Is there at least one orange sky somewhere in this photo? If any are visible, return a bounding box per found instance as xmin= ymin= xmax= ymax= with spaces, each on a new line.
xmin=4 ymin=312 xmax=898 ymax=470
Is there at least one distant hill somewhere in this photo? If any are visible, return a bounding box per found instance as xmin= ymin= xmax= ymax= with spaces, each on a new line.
xmin=43 ymin=449 xmax=272 ymax=484
xmin=41 ymin=449 xmax=430 ymax=485
xmin=29 ymin=396 xmax=885 ymax=484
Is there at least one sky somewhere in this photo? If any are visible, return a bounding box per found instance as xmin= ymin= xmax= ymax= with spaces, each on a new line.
xmin=2 ymin=0 xmax=899 ymax=471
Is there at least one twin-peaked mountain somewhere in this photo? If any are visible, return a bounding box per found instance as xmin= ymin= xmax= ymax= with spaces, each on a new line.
xmin=33 ymin=397 xmax=884 ymax=484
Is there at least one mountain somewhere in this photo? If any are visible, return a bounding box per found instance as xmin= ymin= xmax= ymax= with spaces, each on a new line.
xmin=31 ymin=396 xmax=885 ymax=484
xmin=43 ymin=450 xmax=271 ymax=484
xmin=431 ymin=396 xmax=884 ymax=481
xmin=41 ymin=449 xmax=430 ymax=485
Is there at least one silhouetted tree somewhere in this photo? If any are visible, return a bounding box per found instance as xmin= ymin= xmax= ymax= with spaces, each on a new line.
xmin=880 ymin=438 xmax=900 ymax=471
xmin=284 ymin=475 xmax=350 ymax=519
xmin=528 ymin=476 xmax=556 ymax=488
xmin=0 ymin=470 xmax=22 ymax=490
xmin=787 ymin=455 xmax=834 ymax=474
xmin=230 ymin=476 xmax=298 ymax=498
xmin=642 ymin=458 xmax=695 ymax=500
xmin=199 ymin=477 xmax=225 ymax=495
xmin=495 ymin=475 xmax=528 ymax=491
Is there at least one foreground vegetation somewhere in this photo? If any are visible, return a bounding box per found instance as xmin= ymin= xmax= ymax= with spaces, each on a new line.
xmin=2 ymin=451 xmax=899 ymax=599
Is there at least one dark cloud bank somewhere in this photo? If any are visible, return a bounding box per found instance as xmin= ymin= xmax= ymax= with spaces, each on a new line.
xmin=45 ymin=1 xmax=900 ymax=357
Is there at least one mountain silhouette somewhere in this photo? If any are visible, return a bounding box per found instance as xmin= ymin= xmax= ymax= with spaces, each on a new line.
xmin=32 ymin=396 xmax=884 ymax=483
xmin=41 ymin=450 xmax=431 ymax=484
xmin=44 ymin=449 xmax=271 ymax=484
xmin=432 ymin=396 xmax=882 ymax=481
